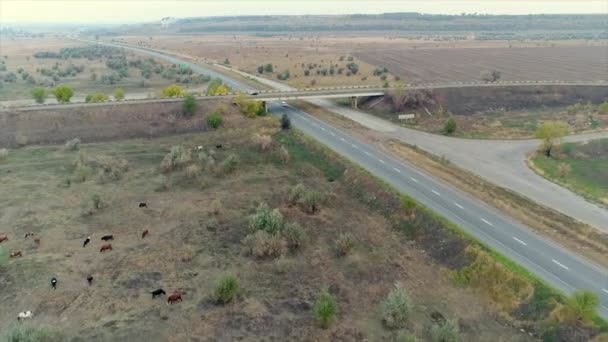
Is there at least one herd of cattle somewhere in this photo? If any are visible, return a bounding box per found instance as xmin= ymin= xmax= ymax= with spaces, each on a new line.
xmin=1 ymin=202 xmax=183 ymax=322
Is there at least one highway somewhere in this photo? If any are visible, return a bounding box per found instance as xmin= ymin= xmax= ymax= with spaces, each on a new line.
xmin=53 ymin=38 xmax=608 ymax=318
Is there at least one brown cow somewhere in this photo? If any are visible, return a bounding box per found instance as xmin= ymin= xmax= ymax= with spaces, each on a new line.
xmin=0 ymin=235 xmax=8 ymax=243
xmin=100 ymin=244 xmax=113 ymax=252
xmin=33 ymin=236 xmax=41 ymax=246
xmin=141 ymin=229 xmax=149 ymax=239
xmin=10 ymin=251 xmax=22 ymax=258
xmin=167 ymin=292 xmax=182 ymax=304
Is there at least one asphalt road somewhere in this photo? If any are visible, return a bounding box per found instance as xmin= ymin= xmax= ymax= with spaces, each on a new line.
xmin=64 ymin=38 xmax=608 ymax=318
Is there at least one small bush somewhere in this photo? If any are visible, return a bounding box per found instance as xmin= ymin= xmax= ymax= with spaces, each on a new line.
xmin=253 ymin=133 xmax=273 ymax=151
xmin=300 ymin=190 xmax=321 ymax=214
xmin=15 ymin=133 xmax=29 ymax=147
xmin=160 ymin=145 xmax=191 ymax=173
xmin=206 ymin=113 xmax=223 ymax=129
xmin=280 ymin=114 xmax=291 ymax=129
xmin=283 ymin=222 xmax=307 ymax=251
xmin=113 ymin=87 xmax=125 ymax=101
xmin=381 ymin=282 xmax=412 ymax=329
xmin=288 ymin=183 xmax=306 ymax=205
xmin=209 ymin=198 xmax=222 ymax=215
xmin=443 ymin=118 xmax=457 ymax=135
xmin=249 ymin=202 xmax=283 ymax=235
xmin=557 ymin=162 xmax=571 ymax=178
xmin=219 ymin=153 xmax=239 ymax=174
xmin=64 ymin=138 xmax=81 ymax=151
xmin=154 ymin=175 xmax=171 ymax=191
xmin=0 ymin=148 xmax=8 ymax=161
xmin=242 ymin=230 xmax=288 ymax=258
xmin=182 ymin=94 xmax=198 ymax=116
xmin=312 ymin=289 xmax=338 ymax=329
xmin=2 ymin=323 xmax=59 ymax=342
xmin=335 ymin=232 xmax=355 ymax=256
xmin=396 ymin=332 xmax=417 ymax=342
xmin=213 ymin=273 xmax=240 ymax=304
xmin=91 ymin=193 xmax=103 ymax=210
xmin=430 ymin=319 xmax=460 ymax=342
xmin=72 ymin=164 xmax=94 ymax=183
xmin=599 ymin=101 xmax=608 ymax=114
xmin=277 ymin=145 xmax=290 ymax=164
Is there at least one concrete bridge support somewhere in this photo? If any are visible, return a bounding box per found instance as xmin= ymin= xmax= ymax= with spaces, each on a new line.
xmin=262 ymin=101 xmax=267 ymax=113
xmin=350 ymin=96 xmax=358 ymax=109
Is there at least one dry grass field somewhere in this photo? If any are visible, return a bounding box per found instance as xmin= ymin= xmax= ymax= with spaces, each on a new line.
xmin=0 ymin=37 xmax=194 ymax=101
xmin=0 ymin=109 xmax=543 ymax=341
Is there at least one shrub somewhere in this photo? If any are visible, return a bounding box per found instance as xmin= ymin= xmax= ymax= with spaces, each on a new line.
xmin=264 ymin=63 xmax=273 ymax=73
xmin=206 ymin=113 xmax=223 ymax=129
xmin=277 ymin=70 xmax=290 ymax=80
xmin=52 ymin=84 xmax=74 ymax=103
xmin=557 ymin=162 xmax=571 ymax=178
xmin=430 ymin=319 xmax=460 ymax=342
xmin=213 ymin=273 xmax=239 ymax=304
xmin=219 ymin=153 xmax=239 ymax=174
xmin=381 ymin=282 xmax=412 ymax=329
xmin=113 ymin=87 xmax=125 ymax=100
xmin=335 ymin=232 xmax=355 ymax=256
xmin=249 ymin=202 xmax=283 ymax=235
xmin=0 ymin=148 xmax=8 ymax=161
xmin=280 ymin=114 xmax=291 ymax=129
xmin=85 ymin=92 xmax=109 ymax=103
xmin=282 ymin=222 xmax=307 ymax=251
xmin=31 ymin=87 xmax=48 ymax=104
xmin=242 ymin=230 xmax=288 ymax=258
xmin=554 ymin=289 xmax=600 ymax=324
xmin=312 ymin=289 xmax=338 ymax=328
xmin=480 ymin=69 xmax=501 ymax=82
xmin=396 ymin=333 xmax=417 ymax=342
xmin=300 ymin=190 xmax=321 ymax=214
xmin=15 ymin=133 xmax=29 ymax=147
xmin=93 ymin=155 xmax=129 ymax=184
xmin=154 ymin=175 xmax=171 ymax=191
xmin=182 ymin=94 xmax=198 ymax=116
xmin=184 ymin=164 xmax=201 ymax=178
xmin=443 ymin=118 xmax=457 ymax=135
xmin=253 ymin=133 xmax=273 ymax=151
xmin=277 ymin=145 xmax=290 ymax=164
xmin=64 ymin=138 xmax=81 ymax=151
xmin=2 ymin=323 xmax=58 ymax=342
xmin=160 ymin=145 xmax=191 ymax=173
xmin=288 ymin=184 xmax=306 ymax=205
xmin=599 ymin=101 xmax=608 ymax=114
xmin=162 ymin=84 xmax=184 ymax=97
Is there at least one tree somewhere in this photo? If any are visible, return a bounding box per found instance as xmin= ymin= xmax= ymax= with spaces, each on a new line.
xmin=443 ymin=118 xmax=457 ymax=135
xmin=257 ymin=65 xmax=264 ymax=74
xmin=264 ymin=63 xmax=273 ymax=73
xmin=85 ymin=92 xmax=109 ymax=103
xmin=312 ymin=289 xmax=338 ymax=329
xmin=224 ymin=58 xmax=230 ymax=65
xmin=31 ymin=87 xmax=48 ymax=104
xmin=567 ymin=290 xmax=599 ymax=323
xmin=390 ymin=82 xmax=409 ymax=111
xmin=162 ymin=84 xmax=184 ymax=97
xmin=52 ymin=84 xmax=74 ymax=103
xmin=113 ymin=87 xmax=125 ymax=101
xmin=534 ymin=121 xmax=569 ymax=157
xmin=480 ymin=69 xmax=501 ymax=82
xmin=277 ymin=70 xmax=290 ymax=80
xmin=182 ymin=94 xmax=198 ymax=116
xmin=206 ymin=112 xmax=223 ymax=129
xmin=280 ymin=114 xmax=291 ymax=130
xmin=207 ymin=78 xmax=230 ymax=96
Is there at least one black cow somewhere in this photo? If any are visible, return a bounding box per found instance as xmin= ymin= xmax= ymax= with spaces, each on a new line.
xmin=139 ymin=202 xmax=147 ymax=208
xmin=151 ymin=289 xmax=166 ymax=298
xmin=215 ymin=144 xmax=222 ymax=149
xmin=86 ymin=275 xmax=94 ymax=285
xmin=51 ymin=277 xmax=58 ymax=289
xmin=83 ymin=236 xmax=91 ymax=247
xmin=101 ymin=235 xmax=114 ymax=241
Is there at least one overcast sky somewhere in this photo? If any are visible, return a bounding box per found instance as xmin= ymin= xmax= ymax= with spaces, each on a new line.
xmin=2 ymin=0 xmax=607 ymax=23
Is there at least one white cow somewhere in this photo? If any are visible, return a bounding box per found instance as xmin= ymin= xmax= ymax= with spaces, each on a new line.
xmin=17 ymin=310 xmax=33 ymax=321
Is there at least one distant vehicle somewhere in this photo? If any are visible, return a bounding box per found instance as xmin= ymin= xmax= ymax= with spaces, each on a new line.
xmin=248 ymin=91 xmax=259 ymax=95
xmin=281 ymin=101 xmax=288 ymax=107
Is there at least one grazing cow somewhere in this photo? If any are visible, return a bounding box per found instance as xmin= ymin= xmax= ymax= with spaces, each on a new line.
xmin=141 ymin=229 xmax=150 ymax=239
xmin=139 ymin=202 xmax=147 ymax=208
xmin=33 ymin=236 xmax=41 ymax=246
xmin=167 ymin=292 xmax=182 ymax=304
xmin=51 ymin=277 xmax=58 ymax=289
xmin=100 ymin=244 xmax=113 ymax=252
xmin=101 ymin=235 xmax=114 ymax=241
xmin=9 ymin=251 xmax=22 ymax=258
xmin=24 ymin=232 xmax=35 ymax=239
xmin=215 ymin=144 xmax=223 ymax=149
xmin=151 ymin=289 xmax=166 ymax=298
xmin=0 ymin=235 xmax=8 ymax=243
xmin=83 ymin=236 xmax=91 ymax=247
xmin=17 ymin=310 xmax=33 ymax=321
xmin=195 ymin=145 xmax=204 ymax=151
xmin=87 ymin=275 xmax=94 ymax=285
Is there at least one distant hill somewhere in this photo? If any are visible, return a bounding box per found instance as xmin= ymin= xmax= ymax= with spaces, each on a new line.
xmin=97 ymin=13 xmax=608 ymax=40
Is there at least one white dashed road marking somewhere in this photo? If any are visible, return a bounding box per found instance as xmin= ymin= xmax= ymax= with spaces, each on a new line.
xmin=393 ymin=167 xmax=401 ymax=173
xmin=431 ymin=190 xmax=441 ymax=196
xmin=481 ymin=218 xmax=493 ymax=226
xmin=364 ymin=151 xmax=371 ymax=156
xmin=512 ymin=237 xmax=527 ymax=246
xmin=454 ymin=202 xmax=464 ymax=209
xmin=351 ymin=144 xmax=358 ymax=149
xmin=602 ymin=289 xmax=608 ymax=295
xmin=552 ymin=259 xmax=569 ymax=270
xmin=312 ymin=123 xmax=319 ymax=127
xmin=378 ymin=159 xmax=385 ymax=164
xmin=339 ymin=138 xmax=346 ymax=142
xmin=329 ymin=132 xmax=335 ymax=136
xmin=301 ymin=117 xmax=309 ymax=122
xmin=410 ymin=177 xmax=419 ymax=183
xmin=321 ymin=127 xmax=326 ymax=131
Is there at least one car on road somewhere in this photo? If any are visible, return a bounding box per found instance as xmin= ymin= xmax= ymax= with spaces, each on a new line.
xmin=281 ymin=101 xmax=289 ymax=107
xmin=248 ymin=91 xmax=259 ymax=95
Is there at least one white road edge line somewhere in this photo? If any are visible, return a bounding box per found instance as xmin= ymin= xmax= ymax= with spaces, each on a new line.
xmin=480 ymin=218 xmax=493 ymax=226
xmin=454 ymin=202 xmax=464 ymax=209
xmin=552 ymin=259 xmax=569 ymax=270
xmin=410 ymin=177 xmax=419 ymax=183
xmin=431 ymin=189 xmax=441 ymax=196
xmin=393 ymin=167 xmax=401 ymax=173
xmin=378 ymin=159 xmax=385 ymax=164
xmin=512 ymin=237 xmax=528 ymax=246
